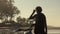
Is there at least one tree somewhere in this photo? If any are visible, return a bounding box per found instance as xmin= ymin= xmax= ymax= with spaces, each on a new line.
xmin=16 ymin=16 xmax=28 ymax=24
xmin=0 ymin=0 xmax=20 ymax=21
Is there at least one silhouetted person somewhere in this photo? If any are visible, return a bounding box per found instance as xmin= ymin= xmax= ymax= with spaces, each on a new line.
xmin=29 ymin=6 xmax=47 ymax=34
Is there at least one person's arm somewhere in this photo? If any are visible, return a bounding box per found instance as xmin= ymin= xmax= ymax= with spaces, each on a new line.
xmin=44 ymin=15 xmax=47 ymax=34
xmin=45 ymin=22 xmax=47 ymax=33
xmin=29 ymin=10 xmax=35 ymax=19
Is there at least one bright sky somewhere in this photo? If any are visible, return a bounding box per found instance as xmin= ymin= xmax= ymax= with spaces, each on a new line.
xmin=14 ymin=0 xmax=60 ymax=27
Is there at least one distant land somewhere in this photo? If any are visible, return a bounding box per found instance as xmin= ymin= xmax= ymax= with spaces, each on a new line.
xmin=47 ymin=26 xmax=60 ymax=30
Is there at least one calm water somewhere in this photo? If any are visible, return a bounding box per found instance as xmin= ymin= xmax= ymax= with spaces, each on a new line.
xmin=48 ymin=29 xmax=60 ymax=34
xmin=24 ymin=29 xmax=60 ymax=34
xmin=15 ymin=27 xmax=60 ymax=34
xmin=0 ymin=28 xmax=60 ymax=34
xmin=24 ymin=27 xmax=60 ymax=34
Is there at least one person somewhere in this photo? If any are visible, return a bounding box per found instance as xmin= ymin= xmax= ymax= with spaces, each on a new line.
xmin=29 ymin=6 xmax=47 ymax=34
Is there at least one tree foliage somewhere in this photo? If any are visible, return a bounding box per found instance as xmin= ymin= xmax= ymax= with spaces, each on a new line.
xmin=0 ymin=0 xmax=20 ymax=20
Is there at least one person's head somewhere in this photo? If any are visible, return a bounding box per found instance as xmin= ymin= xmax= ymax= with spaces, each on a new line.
xmin=35 ymin=6 xmax=42 ymax=14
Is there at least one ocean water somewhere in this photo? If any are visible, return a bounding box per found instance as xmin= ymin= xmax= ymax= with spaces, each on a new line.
xmin=31 ymin=29 xmax=60 ymax=34
xmin=24 ymin=29 xmax=60 ymax=34
xmin=0 ymin=27 xmax=60 ymax=34
xmin=48 ymin=29 xmax=60 ymax=34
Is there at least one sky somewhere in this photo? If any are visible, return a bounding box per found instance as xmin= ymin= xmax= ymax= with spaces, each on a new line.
xmin=13 ymin=0 xmax=60 ymax=27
